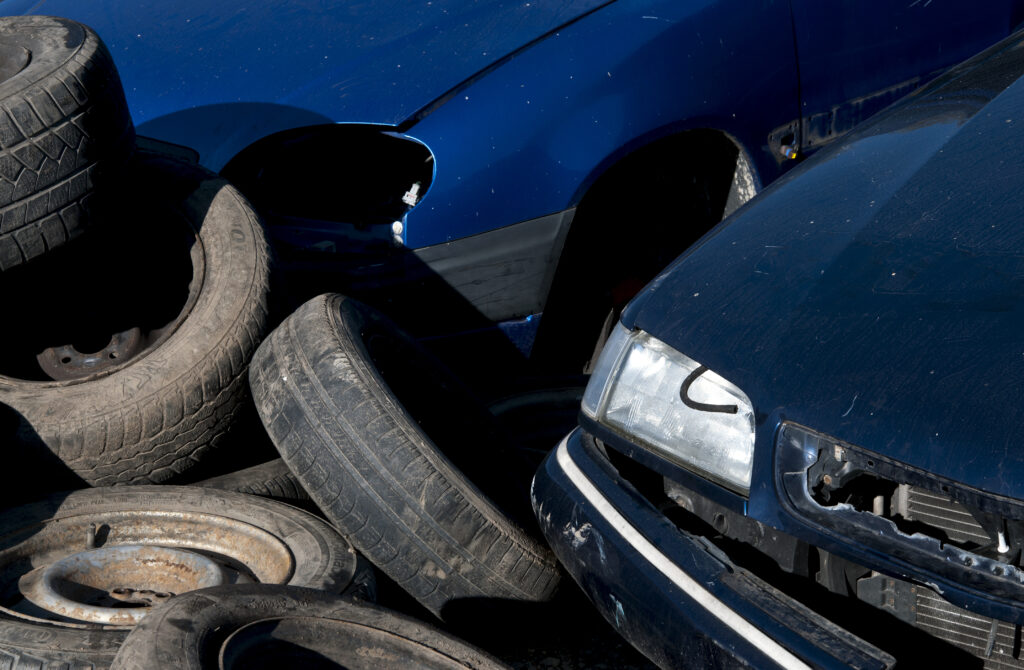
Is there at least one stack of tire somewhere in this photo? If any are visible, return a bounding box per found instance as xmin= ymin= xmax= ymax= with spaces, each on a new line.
xmin=0 ymin=15 xmax=268 ymax=492
xmin=0 ymin=15 xmax=565 ymax=669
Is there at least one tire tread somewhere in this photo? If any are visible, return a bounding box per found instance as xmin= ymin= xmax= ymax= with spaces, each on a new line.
xmin=250 ymin=295 xmax=560 ymax=617
xmin=0 ymin=17 xmax=134 ymax=270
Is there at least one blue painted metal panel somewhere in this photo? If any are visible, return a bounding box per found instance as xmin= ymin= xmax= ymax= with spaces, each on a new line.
xmin=2 ymin=0 xmax=1018 ymax=252
xmin=2 ymin=0 xmax=1021 ymax=352
xmin=792 ymin=0 xmax=1024 ymax=145
xmin=0 ymin=0 xmax=610 ymax=168
xmin=402 ymin=0 xmax=798 ymax=247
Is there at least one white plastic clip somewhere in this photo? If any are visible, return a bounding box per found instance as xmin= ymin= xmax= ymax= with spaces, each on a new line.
xmin=402 ymin=182 xmax=421 ymax=206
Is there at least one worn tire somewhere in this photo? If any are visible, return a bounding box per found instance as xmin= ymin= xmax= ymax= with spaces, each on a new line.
xmin=0 ymin=151 xmax=270 ymax=486
xmin=250 ymin=294 xmax=560 ymax=618
xmin=0 ymin=16 xmax=134 ymax=271
xmin=0 ymin=486 xmax=361 ymax=669
xmin=111 ymin=585 xmax=505 ymax=670
xmin=196 ymin=458 xmax=309 ymax=502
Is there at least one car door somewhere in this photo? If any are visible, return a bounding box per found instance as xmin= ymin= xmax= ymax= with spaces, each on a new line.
xmin=788 ymin=1 xmax=1024 ymax=153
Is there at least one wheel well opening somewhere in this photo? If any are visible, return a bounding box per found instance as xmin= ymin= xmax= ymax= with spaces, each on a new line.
xmin=531 ymin=129 xmax=745 ymax=372
xmin=221 ymin=124 xmax=434 ymax=231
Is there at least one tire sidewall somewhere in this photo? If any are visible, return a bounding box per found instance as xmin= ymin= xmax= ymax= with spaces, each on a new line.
xmin=0 ymin=17 xmax=86 ymax=101
xmin=0 ymin=152 xmax=269 ymax=482
xmin=111 ymin=585 xmax=504 ymax=670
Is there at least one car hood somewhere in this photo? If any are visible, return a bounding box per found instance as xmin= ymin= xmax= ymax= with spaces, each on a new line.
xmin=0 ymin=0 xmax=608 ymax=164
xmin=626 ymin=35 xmax=1024 ymax=499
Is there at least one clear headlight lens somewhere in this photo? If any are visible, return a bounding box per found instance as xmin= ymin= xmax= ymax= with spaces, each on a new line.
xmin=582 ymin=323 xmax=755 ymax=493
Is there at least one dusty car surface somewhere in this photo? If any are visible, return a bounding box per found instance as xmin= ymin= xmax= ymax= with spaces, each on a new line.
xmin=1 ymin=0 xmax=1020 ymax=365
xmin=534 ymin=28 xmax=1024 ymax=669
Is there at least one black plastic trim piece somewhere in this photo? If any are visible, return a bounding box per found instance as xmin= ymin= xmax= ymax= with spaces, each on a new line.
xmin=414 ymin=209 xmax=574 ymax=321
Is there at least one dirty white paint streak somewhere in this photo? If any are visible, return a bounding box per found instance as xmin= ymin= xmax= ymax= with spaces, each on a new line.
xmin=566 ymin=521 xmax=594 ymax=549
xmin=563 ymin=520 xmax=607 ymax=563
xmin=611 ymin=594 xmax=626 ymax=628
xmin=555 ymin=438 xmax=812 ymax=670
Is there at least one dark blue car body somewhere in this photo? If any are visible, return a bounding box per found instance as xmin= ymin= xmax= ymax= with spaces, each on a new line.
xmin=1 ymin=0 xmax=1021 ymax=354
xmin=535 ymin=27 xmax=1024 ymax=669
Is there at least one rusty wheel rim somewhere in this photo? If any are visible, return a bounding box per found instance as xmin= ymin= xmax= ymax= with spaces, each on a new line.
xmin=0 ymin=204 xmax=207 ymax=383
xmin=32 ymin=231 xmax=206 ymax=382
xmin=0 ymin=511 xmax=295 ymax=629
xmin=18 ymin=545 xmax=226 ymax=626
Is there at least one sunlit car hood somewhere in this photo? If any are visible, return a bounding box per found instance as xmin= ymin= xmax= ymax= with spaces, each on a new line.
xmin=626 ymin=35 xmax=1024 ymax=500
xmin=0 ymin=0 xmax=608 ymax=164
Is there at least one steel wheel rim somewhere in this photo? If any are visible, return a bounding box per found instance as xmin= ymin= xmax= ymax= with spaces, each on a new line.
xmin=0 ymin=510 xmax=295 ymax=629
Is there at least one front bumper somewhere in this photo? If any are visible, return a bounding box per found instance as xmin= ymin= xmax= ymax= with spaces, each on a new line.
xmin=532 ymin=429 xmax=894 ymax=670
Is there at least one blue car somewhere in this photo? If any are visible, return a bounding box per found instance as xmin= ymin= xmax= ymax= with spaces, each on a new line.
xmin=3 ymin=1 xmax=1021 ymax=365
xmin=534 ymin=26 xmax=1024 ymax=669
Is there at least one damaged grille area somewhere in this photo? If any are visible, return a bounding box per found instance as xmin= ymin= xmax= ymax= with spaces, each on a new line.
xmin=774 ymin=423 xmax=1024 ymax=667
xmin=604 ymin=426 xmax=1024 ymax=667
xmin=857 ymin=572 xmax=1024 ymax=668
xmin=828 ymin=481 xmax=1024 ymax=667
xmin=794 ymin=428 xmax=1024 ymax=573
xmin=904 ymin=486 xmax=993 ymax=548
xmin=812 ymin=472 xmax=997 ymax=553
xmin=778 ymin=423 xmax=1024 ymax=592
xmin=916 ymin=589 xmax=1022 ymax=669
xmin=859 ymin=570 xmax=1024 ymax=669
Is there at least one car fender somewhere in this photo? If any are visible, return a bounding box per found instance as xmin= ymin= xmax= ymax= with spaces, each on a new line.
xmin=400 ymin=0 xmax=798 ymax=249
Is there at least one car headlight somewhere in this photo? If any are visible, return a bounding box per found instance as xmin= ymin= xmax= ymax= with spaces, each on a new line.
xmin=582 ymin=323 xmax=755 ymax=494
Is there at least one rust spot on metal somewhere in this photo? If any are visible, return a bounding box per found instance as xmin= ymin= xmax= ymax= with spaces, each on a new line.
xmin=18 ymin=545 xmax=225 ymax=625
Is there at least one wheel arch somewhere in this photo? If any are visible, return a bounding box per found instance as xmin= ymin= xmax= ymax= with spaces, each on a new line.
xmin=530 ymin=126 xmax=759 ymax=371
xmin=568 ymin=124 xmax=760 ymax=214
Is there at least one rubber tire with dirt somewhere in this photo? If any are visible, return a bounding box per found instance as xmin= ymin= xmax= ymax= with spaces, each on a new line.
xmin=0 ymin=150 xmax=271 ymax=486
xmin=0 ymin=16 xmax=134 ymax=271
xmin=0 ymin=486 xmax=362 ymax=669
xmin=249 ymin=294 xmax=560 ymax=618
xmin=196 ymin=458 xmax=309 ymax=502
xmin=110 ymin=584 xmax=505 ymax=670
